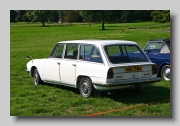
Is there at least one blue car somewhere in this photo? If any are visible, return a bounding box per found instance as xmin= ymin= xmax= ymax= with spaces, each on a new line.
xmin=143 ymin=39 xmax=170 ymax=81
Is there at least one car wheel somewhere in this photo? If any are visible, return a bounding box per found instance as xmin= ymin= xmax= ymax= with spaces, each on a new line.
xmin=161 ymin=65 xmax=170 ymax=81
xmin=33 ymin=69 xmax=42 ymax=85
xmin=79 ymin=78 xmax=93 ymax=98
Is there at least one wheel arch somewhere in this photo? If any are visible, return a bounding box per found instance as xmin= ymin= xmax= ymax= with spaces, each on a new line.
xmin=158 ymin=63 xmax=170 ymax=76
xmin=76 ymin=75 xmax=92 ymax=88
xmin=30 ymin=66 xmax=37 ymax=77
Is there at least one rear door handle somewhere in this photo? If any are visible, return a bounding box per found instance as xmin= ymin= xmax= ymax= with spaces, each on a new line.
xmin=57 ymin=62 xmax=60 ymax=65
xmin=72 ymin=64 xmax=76 ymax=66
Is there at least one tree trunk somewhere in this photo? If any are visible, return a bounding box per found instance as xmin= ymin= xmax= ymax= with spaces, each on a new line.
xmin=101 ymin=11 xmax=105 ymax=30
xmin=61 ymin=12 xmax=64 ymax=24
xmin=40 ymin=11 xmax=45 ymax=27
xmin=89 ymin=20 xmax=91 ymax=27
xmin=42 ymin=21 xmax=45 ymax=27
xmin=102 ymin=19 xmax=105 ymax=30
xmin=41 ymin=16 xmax=45 ymax=27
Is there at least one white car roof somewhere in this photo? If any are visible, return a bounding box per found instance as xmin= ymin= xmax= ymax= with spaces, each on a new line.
xmin=57 ymin=40 xmax=137 ymax=46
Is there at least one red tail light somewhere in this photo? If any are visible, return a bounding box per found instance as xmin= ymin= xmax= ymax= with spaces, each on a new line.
xmin=152 ymin=65 xmax=158 ymax=74
xmin=107 ymin=68 xmax=114 ymax=79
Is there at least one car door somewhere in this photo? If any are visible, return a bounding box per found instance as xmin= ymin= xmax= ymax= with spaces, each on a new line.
xmin=76 ymin=44 xmax=105 ymax=82
xmin=145 ymin=51 xmax=159 ymax=63
xmin=155 ymin=53 xmax=170 ymax=67
xmin=144 ymin=42 xmax=162 ymax=64
xmin=43 ymin=44 xmax=65 ymax=82
xmin=59 ymin=43 xmax=79 ymax=86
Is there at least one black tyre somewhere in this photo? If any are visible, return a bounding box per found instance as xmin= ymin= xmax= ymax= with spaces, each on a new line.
xmin=79 ymin=78 xmax=93 ymax=98
xmin=33 ymin=69 xmax=43 ymax=85
xmin=161 ymin=65 xmax=170 ymax=81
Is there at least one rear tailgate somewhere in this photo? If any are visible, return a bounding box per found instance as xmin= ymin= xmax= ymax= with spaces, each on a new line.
xmin=108 ymin=62 xmax=157 ymax=81
xmin=113 ymin=65 xmax=152 ymax=80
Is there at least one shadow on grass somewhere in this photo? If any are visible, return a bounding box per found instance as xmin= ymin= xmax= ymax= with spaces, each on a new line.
xmin=42 ymin=82 xmax=170 ymax=105
xmin=42 ymin=82 xmax=80 ymax=94
xmin=98 ymin=29 xmax=126 ymax=31
xmin=103 ymin=86 xmax=170 ymax=105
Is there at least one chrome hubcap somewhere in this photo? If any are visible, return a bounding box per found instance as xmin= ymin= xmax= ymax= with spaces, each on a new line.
xmin=163 ymin=68 xmax=170 ymax=81
xmin=82 ymin=81 xmax=90 ymax=95
xmin=34 ymin=73 xmax=38 ymax=85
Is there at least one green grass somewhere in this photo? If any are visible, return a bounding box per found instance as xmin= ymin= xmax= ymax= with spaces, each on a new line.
xmin=10 ymin=22 xmax=170 ymax=116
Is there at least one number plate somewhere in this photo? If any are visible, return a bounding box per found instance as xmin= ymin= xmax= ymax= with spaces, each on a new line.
xmin=124 ymin=66 xmax=142 ymax=72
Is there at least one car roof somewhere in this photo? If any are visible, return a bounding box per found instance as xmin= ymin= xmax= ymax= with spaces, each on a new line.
xmin=57 ymin=40 xmax=137 ymax=46
xmin=148 ymin=38 xmax=170 ymax=43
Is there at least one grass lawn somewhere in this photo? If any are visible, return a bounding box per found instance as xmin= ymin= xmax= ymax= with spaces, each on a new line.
xmin=10 ymin=22 xmax=170 ymax=116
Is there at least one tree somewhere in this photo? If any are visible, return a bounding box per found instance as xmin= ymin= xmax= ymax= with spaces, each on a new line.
xmin=119 ymin=10 xmax=132 ymax=23
xmin=83 ymin=10 xmax=122 ymax=30
xmin=83 ymin=10 xmax=95 ymax=27
xmin=15 ymin=10 xmax=27 ymax=22
xmin=10 ymin=10 xmax=18 ymax=22
xmin=64 ymin=10 xmax=79 ymax=25
xmin=26 ymin=10 xmax=52 ymax=27
xmin=48 ymin=10 xmax=59 ymax=23
xmin=151 ymin=10 xmax=170 ymax=23
xmin=99 ymin=11 xmax=106 ymax=30
xmin=57 ymin=10 xmax=66 ymax=24
xmin=25 ymin=10 xmax=34 ymax=22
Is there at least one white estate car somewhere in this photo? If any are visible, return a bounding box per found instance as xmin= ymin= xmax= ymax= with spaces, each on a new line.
xmin=26 ymin=40 xmax=161 ymax=98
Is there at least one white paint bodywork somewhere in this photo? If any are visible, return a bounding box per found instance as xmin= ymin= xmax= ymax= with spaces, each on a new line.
xmin=26 ymin=40 xmax=161 ymax=91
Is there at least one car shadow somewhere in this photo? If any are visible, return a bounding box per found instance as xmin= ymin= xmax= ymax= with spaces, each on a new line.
xmin=42 ymin=82 xmax=80 ymax=94
xmin=41 ymin=83 xmax=170 ymax=105
xmin=100 ymin=86 xmax=170 ymax=104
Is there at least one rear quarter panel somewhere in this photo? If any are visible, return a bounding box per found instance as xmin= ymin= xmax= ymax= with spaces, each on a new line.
xmin=156 ymin=53 xmax=170 ymax=74
xmin=76 ymin=61 xmax=109 ymax=85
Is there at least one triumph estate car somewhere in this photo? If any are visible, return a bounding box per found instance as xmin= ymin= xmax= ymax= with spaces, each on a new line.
xmin=143 ymin=39 xmax=170 ymax=81
xmin=26 ymin=40 xmax=161 ymax=98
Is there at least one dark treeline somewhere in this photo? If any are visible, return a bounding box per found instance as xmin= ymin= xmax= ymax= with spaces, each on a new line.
xmin=10 ymin=10 xmax=170 ymax=30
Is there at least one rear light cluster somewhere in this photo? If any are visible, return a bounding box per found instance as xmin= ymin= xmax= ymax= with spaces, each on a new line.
xmin=107 ymin=68 xmax=114 ymax=79
xmin=152 ymin=65 xmax=158 ymax=74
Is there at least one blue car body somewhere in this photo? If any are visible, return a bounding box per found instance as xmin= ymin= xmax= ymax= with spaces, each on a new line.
xmin=143 ymin=39 xmax=170 ymax=81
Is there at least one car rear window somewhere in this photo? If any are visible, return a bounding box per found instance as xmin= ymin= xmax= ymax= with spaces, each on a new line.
xmin=104 ymin=45 xmax=149 ymax=64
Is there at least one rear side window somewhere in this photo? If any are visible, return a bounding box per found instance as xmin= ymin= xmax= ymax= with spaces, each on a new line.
xmin=104 ymin=45 xmax=148 ymax=64
xmin=64 ymin=44 xmax=79 ymax=60
xmin=79 ymin=44 xmax=103 ymax=63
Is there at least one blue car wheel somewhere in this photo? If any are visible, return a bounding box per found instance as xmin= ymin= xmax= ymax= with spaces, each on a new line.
xmin=161 ymin=65 xmax=170 ymax=81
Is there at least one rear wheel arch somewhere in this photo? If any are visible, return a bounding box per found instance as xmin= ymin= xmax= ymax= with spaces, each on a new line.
xmin=76 ymin=75 xmax=92 ymax=88
xmin=161 ymin=64 xmax=170 ymax=81
xmin=158 ymin=63 xmax=170 ymax=76
xmin=78 ymin=77 xmax=94 ymax=98
xmin=77 ymin=75 xmax=101 ymax=98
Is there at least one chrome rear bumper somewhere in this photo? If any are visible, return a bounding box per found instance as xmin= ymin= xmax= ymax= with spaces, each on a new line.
xmin=93 ymin=78 xmax=161 ymax=91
